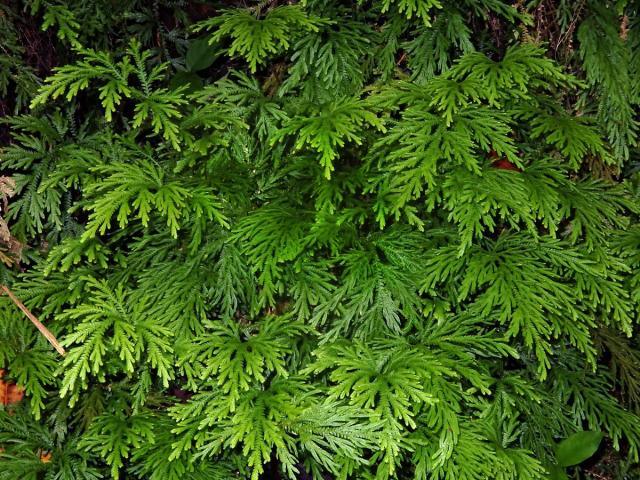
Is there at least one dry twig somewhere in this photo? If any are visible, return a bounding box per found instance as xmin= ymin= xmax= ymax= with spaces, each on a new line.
xmin=1 ymin=285 xmax=65 ymax=356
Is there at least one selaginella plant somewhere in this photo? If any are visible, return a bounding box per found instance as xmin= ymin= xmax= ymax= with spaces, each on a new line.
xmin=0 ymin=1 xmax=639 ymax=479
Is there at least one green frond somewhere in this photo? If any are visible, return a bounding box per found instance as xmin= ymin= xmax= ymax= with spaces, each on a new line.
xmin=193 ymin=6 xmax=324 ymax=73
xmin=2 ymin=2 xmax=639 ymax=479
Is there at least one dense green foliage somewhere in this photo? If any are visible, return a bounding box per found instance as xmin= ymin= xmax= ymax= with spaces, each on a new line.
xmin=1 ymin=0 xmax=640 ymax=479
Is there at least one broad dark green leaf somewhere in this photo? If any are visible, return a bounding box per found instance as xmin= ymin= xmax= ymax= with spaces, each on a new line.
xmin=169 ymin=71 xmax=203 ymax=94
xmin=547 ymin=465 xmax=568 ymax=480
xmin=556 ymin=431 xmax=604 ymax=467
xmin=186 ymin=38 xmax=219 ymax=72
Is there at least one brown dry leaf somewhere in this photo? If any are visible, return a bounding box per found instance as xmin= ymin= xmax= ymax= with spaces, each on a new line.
xmin=0 ymin=218 xmax=11 ymax=244
xmin=8 ymin=237 xmax=23 ymax=258
xmin=0 ymin=227 xmax=23 ymax=266
xmin=6 ymin=383 xmax=24 ymax=404
xmin=0 ymin=176 xmax=15 ymax=212
xmin=0 ymin=369 xmax=25 ymax=406
xmin=621 ymin=14 xmax=629 ymax=40
xmin=0 ymin=176 xmax=23 ymax=263
xmin=0 ymin=248 xmax=15 ymax=266
xmin=0 ymin=369 xmax=8 ymax=406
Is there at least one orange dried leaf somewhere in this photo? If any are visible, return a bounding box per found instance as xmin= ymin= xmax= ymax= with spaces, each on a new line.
xmin=39 ymin=451 xmax=53 ymax=463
